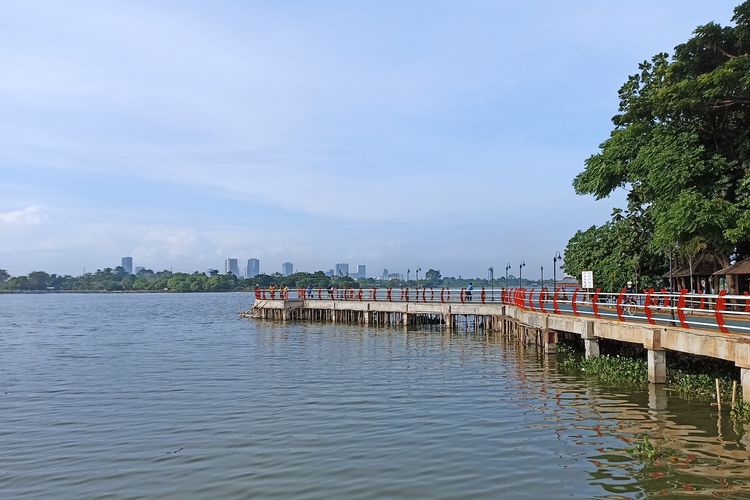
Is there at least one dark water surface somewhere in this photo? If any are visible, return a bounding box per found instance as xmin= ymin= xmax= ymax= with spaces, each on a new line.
xmin=2 ymin=293 xmax=750 ymax=499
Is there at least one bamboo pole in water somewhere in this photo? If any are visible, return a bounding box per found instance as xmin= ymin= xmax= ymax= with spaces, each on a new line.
xmin=732 ymin=380 xmax=737 ymax=411
xmin=715 ymin=378 xmax=721 ymax=410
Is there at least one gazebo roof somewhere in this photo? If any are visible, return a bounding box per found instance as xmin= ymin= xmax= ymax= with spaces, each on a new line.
xmin=713 ymin=257 xmax=750 ymax=276
xmin=663 ymin=253 xmax=722 ymax=278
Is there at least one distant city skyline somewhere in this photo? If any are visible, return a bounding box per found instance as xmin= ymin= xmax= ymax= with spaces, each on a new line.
xmin=1 ymin=252 xmax=580 ymax=280
xmin=0 ymin=1 xmax=737 ymax=278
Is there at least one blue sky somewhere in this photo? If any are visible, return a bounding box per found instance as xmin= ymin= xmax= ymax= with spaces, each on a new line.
xmin=0 ymin=0 xmax=739 ymax=277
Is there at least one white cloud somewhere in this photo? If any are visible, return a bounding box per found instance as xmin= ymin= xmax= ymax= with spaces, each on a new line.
xmin=0 ymin=206 xmax=47 ymax=225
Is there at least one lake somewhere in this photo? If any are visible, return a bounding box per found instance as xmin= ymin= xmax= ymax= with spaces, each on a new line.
xmin=1 ymin=293 xmax=749 ymax=498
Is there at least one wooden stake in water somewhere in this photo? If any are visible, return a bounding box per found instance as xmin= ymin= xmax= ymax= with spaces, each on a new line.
xmin=732 ymin=380 xmax=737 ymax=411
xmin=715 ymin=378 xmax=721 ymax=410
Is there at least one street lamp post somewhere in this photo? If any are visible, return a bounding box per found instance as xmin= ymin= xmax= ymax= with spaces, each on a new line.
xmin=416 ymin=268 xmax=421 ymax=288
xmin=519 ymin=261 xmax=526 ymax=288
xmin=505 ymin=263 xmax=511 ymax=288
xmin=540 ymin=265 xmax=544 ymax=291
xmin=406 ymin=268 xmax=410 ymax=283
xmin=553 ymin=251 xmax=562 ymax=292
xmin=489 ymin=266 xmax=494 ymax=301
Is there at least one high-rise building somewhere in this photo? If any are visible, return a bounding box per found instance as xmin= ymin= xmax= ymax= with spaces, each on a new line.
xmin=134 ymin=266 xmax=145 ymax=274
xmin=225 ymin=258 xmax=240 ymax=276
xmin=357 ymin=265 xmax=366 ymax=279
xmin=282 ymin=262 xmax=294 ymax=276
xmin=335 ymin=263 xmax=349 ymax=277
xmin=121 ymin=256 xmax=133 ymax=274
xmin=247 ymin=258 xmax=260 ymax=278
xmin=326 ymin=269 xmax=334 ymax=277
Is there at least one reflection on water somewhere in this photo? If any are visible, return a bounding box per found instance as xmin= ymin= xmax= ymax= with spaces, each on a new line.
xmin=1 ymin=293 xmax=749 ymax=499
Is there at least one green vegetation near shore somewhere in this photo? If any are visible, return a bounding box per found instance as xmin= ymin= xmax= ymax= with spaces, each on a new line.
xmin=557 ymin=340 xmax=749 ymax=421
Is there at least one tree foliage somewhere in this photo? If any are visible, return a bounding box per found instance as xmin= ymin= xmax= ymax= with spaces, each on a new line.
xmin=566 ymin=2 xmax=750 ymax=287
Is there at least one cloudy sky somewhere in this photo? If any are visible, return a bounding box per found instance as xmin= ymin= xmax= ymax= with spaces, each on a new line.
xmin=0 ymin=0 xmax=738 ymax=277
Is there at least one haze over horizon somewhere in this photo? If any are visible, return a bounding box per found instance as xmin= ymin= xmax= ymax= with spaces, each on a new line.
xmin=0 ymin=0 xmax=737 ymax=278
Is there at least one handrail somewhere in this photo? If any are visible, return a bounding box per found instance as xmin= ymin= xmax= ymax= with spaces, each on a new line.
xmin=252 ymin=287 xmax=750 ymax=334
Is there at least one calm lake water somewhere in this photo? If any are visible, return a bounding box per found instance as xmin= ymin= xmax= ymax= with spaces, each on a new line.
xmin=2 ymin=293 xmax=750 ymax=498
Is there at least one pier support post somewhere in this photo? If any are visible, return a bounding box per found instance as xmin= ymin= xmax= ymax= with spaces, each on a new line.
xmin=742 ymin=368 xmax=750 ymax=402
xmin=647 ymin=349 xmax=666 ymax=384
xmin=734 ymin=344 xmax=750 ymax=402
xmin=643 ymin=328 xmax=665 ymax=384
xmin=584 ymin=339 xmax=599 ymax=358
xmin=444 ymin=314 xmax=452 ymax=330
xmin=402 ymin=313 xmax=409 ymax=327
xmin=581 ymin=321 xmax=599 ymax=359
xmin=544 ymin=330 xmax=557 ymax=354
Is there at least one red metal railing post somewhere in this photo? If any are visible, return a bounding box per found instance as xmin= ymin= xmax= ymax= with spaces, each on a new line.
xmin=481 ymin=288 xmax=486 ymax=304
xmin=644 ymin=288 xmax=655 ymax=325
xmin=715 ymin=290 xmax=729 ymax=333
xmin=677 ymin=289 xmax=689 ymax=329
xmin=387 ymin=288 xmax=392 ymax=302
xmin=553 ymin=287 xmax=560 ymax=315
xmin=539 ymin=288 xmax=547 ymax=314
xmin=592 ymin=288 xmax=601 ymax=319
xmin=615 ymin=288 xmax=625 ymax=321
xmin=528 ymin=288 xmax=535 ymax=311
xmin=572 ymin=288 xmax=579 ymax=316
xmin=460 ymin=288 xmax=466 ymax=303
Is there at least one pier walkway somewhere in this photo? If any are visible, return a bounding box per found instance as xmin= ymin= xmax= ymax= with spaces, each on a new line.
xmin=245 ymin=287 xmax=750 ymax=399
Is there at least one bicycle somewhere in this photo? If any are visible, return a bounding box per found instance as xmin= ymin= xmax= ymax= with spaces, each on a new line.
xmin=623 ymin=296 xmax=637 ymax=317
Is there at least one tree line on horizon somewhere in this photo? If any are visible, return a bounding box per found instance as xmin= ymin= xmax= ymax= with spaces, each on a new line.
xmin=562 ymin=1 xmax=750 ymax=293
xmin=0 ymin=267 xmax=548 ymax=293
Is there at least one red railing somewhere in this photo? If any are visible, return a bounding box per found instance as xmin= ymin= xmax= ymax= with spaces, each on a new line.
xmin=252 ymin=287 xmax=750 ymax=334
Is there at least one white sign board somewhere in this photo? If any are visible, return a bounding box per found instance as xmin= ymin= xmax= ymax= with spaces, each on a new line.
xmin=581 ymin=270 xmax=594 ymax=289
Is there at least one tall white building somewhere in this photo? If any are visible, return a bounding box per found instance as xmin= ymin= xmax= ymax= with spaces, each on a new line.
xmin=335 ymin=263 xmax=349 ymax=277
xmin=121 ymin=256 xmax=133 ymax=274
xmin=247 ymin=259 xmax=260 ymax=277
xmin=282 ymin=262 xmax=294 ymax=276
xmin=225 ymin=258 xmax=240 ymax=276
xmin=357 ymin=265 xmax=366 ymax=279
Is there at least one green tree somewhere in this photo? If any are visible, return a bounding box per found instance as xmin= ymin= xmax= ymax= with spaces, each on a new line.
xmin=424 ymin=269 xmax=443 ymax=285
xmin=569 ymin=1 xmax=750 ymax=292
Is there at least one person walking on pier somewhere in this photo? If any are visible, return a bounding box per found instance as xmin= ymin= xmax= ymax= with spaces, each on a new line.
xmin=466 ymin=282 xmax=473 ymax=302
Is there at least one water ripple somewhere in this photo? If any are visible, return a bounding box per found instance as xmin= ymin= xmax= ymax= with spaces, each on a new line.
xmin=1 ymin=293 xmax=749 ymax=498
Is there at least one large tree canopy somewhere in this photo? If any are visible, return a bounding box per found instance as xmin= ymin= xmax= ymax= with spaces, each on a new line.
xmin=566 ymin=2 xmax=750 ymax=288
